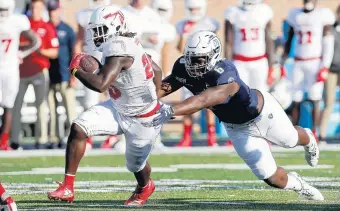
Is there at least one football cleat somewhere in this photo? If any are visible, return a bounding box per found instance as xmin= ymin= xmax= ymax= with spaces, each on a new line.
xmin=304 ymin=128 xmax=319 ymax=167
xmin=288 ymin=172 xmax=324 ymax=201
xmin=0 ymin=196 xmax=17 ymax=211
xmin=124 ymin=179 xmax=155 ymax=206
xmin=100 ymin=136 xmax=119 ymax=149
xmin=47 ymin=182 xmax=74 ymax=203
xmin=0 ymin=144 xmax=12 ymax=151
xmin=176 ymin=137 xmax=192 ymax=147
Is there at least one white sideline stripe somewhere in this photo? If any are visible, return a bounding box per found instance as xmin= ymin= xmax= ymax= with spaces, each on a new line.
xmin=170 ymin=164 xmax=334 ymax=170
xmin=0 ymin=164 xmax=333 ymax=176
xmin=0 ymin=145 xmax=339 ymax=158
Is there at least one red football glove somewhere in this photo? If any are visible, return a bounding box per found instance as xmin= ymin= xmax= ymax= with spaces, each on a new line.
xmin=68 ymin=53 xmax=86 ymax=71
xmin=316 ymin=67 xmax=329 ymax=82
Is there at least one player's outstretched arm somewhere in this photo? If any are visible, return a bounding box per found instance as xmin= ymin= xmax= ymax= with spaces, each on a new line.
xmin=157 ymin=74 xmax=183 ymax=98
xmin=20 ymin=29 xmax=41 ymax=58
xmin=74 ymin=56 xmax=133 ymax=93
xmin=172 ymin=82 xmax=239 ymax=116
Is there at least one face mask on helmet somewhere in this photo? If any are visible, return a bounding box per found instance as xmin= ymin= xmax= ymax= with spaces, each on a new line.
xmin=303 ymin=1 xmax=315 ymax=11
xmin=240 ymin=0 xmax=262 ymax=10
xmin=88 ymin=7 xmax=127 ymax=51
xmin=184 ymin=31 xmax=221 ymax=78
xmin=185 ymin=0 xmax=206 ymax=22
xmin=0 ymin=0 xmax=14 ymax=20
xmin=151 ymin=0 xmax=173 ymax=23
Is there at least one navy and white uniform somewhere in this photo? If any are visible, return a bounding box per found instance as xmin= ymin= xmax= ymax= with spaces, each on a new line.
xmin=168 ymin=57 xmax=299 ymax=179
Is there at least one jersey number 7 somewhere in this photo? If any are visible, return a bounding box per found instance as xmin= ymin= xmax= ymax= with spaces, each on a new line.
xmin=1 ymin=39 xmax=12 ymax=53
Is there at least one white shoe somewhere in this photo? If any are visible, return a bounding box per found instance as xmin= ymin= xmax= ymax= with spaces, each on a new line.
xmin=304 ymin=128 xmax=319 ymax=167
xmin=288 ymin=172 xmax=324 ymax=201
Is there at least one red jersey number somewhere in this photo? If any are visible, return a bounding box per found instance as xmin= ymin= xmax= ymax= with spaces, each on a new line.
xmin=240 ymin=28 xmax=259 ymax=41
xmin=1 ymin=39 xmax=12 ymax=53
xmin=142 ymin=54 xmax=153 ymax=80
xmin=108 ymin=85 xmax=121 ymax=100
xmin=298 ymin=31 xmax=312 ymax=44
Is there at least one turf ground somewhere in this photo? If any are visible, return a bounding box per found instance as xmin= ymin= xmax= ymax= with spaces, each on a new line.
xmin=1 ymin=146 xmax=340 ymax=211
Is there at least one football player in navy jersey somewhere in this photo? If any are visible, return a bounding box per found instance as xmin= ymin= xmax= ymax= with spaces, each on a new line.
xmin=154 ymin=31 xmax=324 ymax=201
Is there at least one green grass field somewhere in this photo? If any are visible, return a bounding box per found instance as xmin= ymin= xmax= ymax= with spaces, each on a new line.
xmin=1 ymin=149 xmax=340 ymax=211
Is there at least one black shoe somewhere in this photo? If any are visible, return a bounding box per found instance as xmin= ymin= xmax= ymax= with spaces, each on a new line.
xmin=45 ymin=142 xmax=57 ymax=149
xmin=10 ymin=143 xmax=21 ymax=150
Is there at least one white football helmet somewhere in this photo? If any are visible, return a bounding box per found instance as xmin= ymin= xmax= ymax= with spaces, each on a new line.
xmin=87 ymin=6 xmax=128 ymax=51
xmin=0 ymin=0 xmax=15 ymax=20
xmin=240 ymin=0 xmax=262 ymax=10
xmin=270 ymin=78 xmax=293 ymax=110
xmin=88 ymin=0 xmax=111 ymax=9
xmin=185 ymin=0 xmax=206 ymax=22
xmin=184 ymin=31 xmax=222 ymax=78
xmin=151 ymin=0 xmax=173 ymax=23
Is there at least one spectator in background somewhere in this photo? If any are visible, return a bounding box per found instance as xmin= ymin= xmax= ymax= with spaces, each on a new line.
xmin=175 ymin=0 xmax=220 ymax=147
xmin=11 ymin=0 xmax=59 ymax=150
xmin=150 ymin=0 xmax=176 ymax=76
xmin=319 ymin=4 xmax=340 ymax=142
xmin=46 ymin=0 xmax=76 ymax=148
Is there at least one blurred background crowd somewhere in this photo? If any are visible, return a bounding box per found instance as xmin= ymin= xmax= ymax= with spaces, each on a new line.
xmin=0 ymin=0 xmax=339 ymax=151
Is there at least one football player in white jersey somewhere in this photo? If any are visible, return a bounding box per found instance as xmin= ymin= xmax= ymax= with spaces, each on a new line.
xmin=0 ymin=0 xmax=40 ymax=150
xmin=283 ymin=0 xmax=335 ymax=139
xmin=48 ymin=7 xmax=163 ymax=206
xmin=224 ymin=0 xmax=275 ymax=92
xmin=151 ymin=0 xmax=176 ymax=76
xmin=175 ymin=0 xmax=220 ymax=147
xmin=74 ymin=0 xmax=121 ymax=149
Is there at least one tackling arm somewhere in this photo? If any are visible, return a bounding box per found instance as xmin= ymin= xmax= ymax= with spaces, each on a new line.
xmin=157 ymin=74 xmax=183 ymax=99
xmin=20 ymin=30 xmax=41 ymax=58
xmin=172 ymin=82 xmax=239 ymax=116
xmin=224 ymin=20 xmax=233 ymax=60
xmin=74 ymin=56 xmax=133 ymax=93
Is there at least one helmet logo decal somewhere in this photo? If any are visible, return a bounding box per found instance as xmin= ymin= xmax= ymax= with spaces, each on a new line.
xmin=104 ymin=11 xmax=124 ymax=24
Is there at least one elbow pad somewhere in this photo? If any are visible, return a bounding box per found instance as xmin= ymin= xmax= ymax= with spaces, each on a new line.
xmin=321 ymin=34 xmax=334 ymax=68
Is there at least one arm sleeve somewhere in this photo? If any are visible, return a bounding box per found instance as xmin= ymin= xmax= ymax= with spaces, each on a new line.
xmin=263 ymin=4 xmax=273 ymax=24
xmin=103 ymin=38 xmax=134 ymax=58
xmin=216 ymin=63 xmax=238 ymax=86
xmin=212 ymin=18 xmax=221 ymax=33
xmin=286 ymin=9 xmax=297 ymax=27
xmin=175 ymin=21 xmax=184 ymax=35
xmin=322 ymin=8 xmax=335 ymax=26
xmin=162 ymin=58 xmax=185 ymax=90
xmin=17 ymin=14 xmax=31 ymax=32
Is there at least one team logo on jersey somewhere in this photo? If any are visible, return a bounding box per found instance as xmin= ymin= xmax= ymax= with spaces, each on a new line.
xmin=180 ymin=58 xmax=186 ymax=64
xmin=175 ymin=76 xmax=186 ymax=84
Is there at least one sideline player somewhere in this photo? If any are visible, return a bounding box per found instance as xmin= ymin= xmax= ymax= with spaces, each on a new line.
xmin=175 ymin=0 xmax=220 ymax=147
xmin=153 ymin=31 xmax=324 ymax=201
xmin=283 ymin=0 xmax=335 ymax=138
xmin=48 ymin=6 xmax=163 ymax=206
xmin=0 ymin=0 xmax=40 ymax=150
xmin=224 ymin=0 xmax=275 ymax=91
xmin=0 ymin=183 xmax=17 ymax=211
xmin=74 ymin=0 xmax=120 ymax=149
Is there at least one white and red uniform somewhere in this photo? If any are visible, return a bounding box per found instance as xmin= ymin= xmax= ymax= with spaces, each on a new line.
xmin=224 ymin=4 xmax=273 ymax=91
xmin=121 ymin=5 xmax=171 ymax=65
xmin=287 ymin=8 xmax=335 ymax=102
xmin=0 ymin=14 xmax=30 ymax=108
xmin=73 ymin=36 xmax=161 ymax=172
xmin=176 ymin=17 xmax=220 ymax=99
xmin=76 ymin=5 xmax=120 ymax=109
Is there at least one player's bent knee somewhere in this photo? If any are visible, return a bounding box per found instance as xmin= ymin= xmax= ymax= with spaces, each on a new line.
xmin=70 ymin=123 xmax=88 ymax=140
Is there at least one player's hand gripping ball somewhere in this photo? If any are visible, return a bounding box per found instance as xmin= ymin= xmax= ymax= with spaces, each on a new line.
xmin=69 ymin=53 xmax=99 ymax=74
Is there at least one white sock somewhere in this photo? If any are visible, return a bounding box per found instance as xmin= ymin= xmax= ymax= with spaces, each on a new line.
xmin=284 ymin=174 xmax=302 ymax=191
xmin=304 ymin=128 xmax=313 ymax=148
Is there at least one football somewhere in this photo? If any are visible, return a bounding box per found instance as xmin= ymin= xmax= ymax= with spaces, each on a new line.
xmin=79 ymin=55 xmax=100 ymax=73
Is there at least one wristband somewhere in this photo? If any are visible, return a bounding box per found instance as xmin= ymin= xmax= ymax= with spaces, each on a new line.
xmin=71 ymin=68 xmax=78 ymax=76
